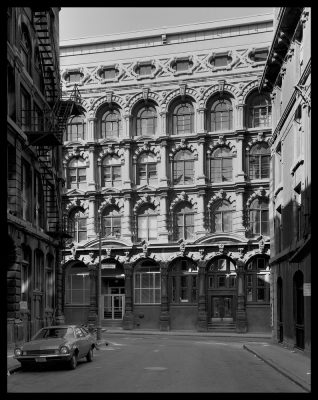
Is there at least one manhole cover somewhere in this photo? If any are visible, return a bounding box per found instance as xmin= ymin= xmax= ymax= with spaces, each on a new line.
xmin=144 ymin=367 xmax=167 ymax=371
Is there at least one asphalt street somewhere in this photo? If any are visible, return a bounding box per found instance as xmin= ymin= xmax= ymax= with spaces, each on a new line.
xmin=7 ymin=335 xmax=305 ymax=393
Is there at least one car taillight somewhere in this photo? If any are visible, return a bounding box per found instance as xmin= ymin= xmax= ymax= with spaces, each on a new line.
xmin=59 ymin=346 xmax=69 ymax=354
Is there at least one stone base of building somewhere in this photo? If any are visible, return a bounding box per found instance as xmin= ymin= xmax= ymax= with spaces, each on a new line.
xmin=197 ymin=311 xmax=208 ymax=331
xmin=159 ymin=312 xmax=170 ymax=331
xmin=123 ymin=312 xmax=134 ymax=330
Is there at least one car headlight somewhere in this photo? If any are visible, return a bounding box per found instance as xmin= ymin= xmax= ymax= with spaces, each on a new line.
xmin=14 ymin=348 xmax=22 ymax=357
xmin=59 ymin=346 xmax=70 ymax=354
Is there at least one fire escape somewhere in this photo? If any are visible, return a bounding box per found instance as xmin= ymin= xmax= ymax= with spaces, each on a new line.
xmin=21 ymin=8 xmax=83 ymax=238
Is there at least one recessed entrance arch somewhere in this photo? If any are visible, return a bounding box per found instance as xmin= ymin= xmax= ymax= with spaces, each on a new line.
xmin=207 ymin=257 xmax=237 ymax=322
xmin=101 ymin=259 xmax=125 ymax=320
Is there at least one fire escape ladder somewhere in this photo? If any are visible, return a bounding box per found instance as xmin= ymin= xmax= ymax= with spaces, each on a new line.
xmin=33 ymin=10 xmax=60 ymax=105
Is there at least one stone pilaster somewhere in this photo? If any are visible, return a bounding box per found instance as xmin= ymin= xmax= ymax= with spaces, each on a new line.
xmin=159 ymin=192 xmax=169 ymax=242
xmin=87 ymin=117 xmax=96 ymax=141
xmin=197 ymin=107 xmax=206 ymax=133
xmin=123 ymin=143 xmax=132 ymax=189
xmin=159 ymin=111 xmax=167 ymax=136
xmin=236 ymin=104 xmax=245 ymax=130
xmin=123 ymin=113 xmax=132 ymax=138
xmin=197 ymin=260 xmax=208 ymax=331
xmin=87 ymin=145 xmax=96 ymax=190
xmin=122 ymin=194 xmax=132 ymax=242
xmin=235 ymin=259 xmax=247 ymax=333
xmin=159 ymin=140 xmax=169 ymax=187
xmin=195 ymin=190 xmax=206 ymax=236
xmin=159 ymin=262 xmax=170 ymax=331
xmin=87 ymin=196 xmax=97 ymax=240
xmin=196 ymin=136 xmax=207 ymax=185
xmin=123 ymin=263 xmax=134 ymax=329
xmin=234 ymin=190 xmax=246 ymax=234
xmin=87 ymin=262 xmax=97 ymax=328
xmin=235 ymin=136 xmax=245 ymax=181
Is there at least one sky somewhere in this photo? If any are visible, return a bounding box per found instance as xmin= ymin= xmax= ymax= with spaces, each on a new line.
xmin=59 ymin=7 xmax=273 ymax=41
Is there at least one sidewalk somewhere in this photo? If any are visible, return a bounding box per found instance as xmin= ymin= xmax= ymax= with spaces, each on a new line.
xmin=7 ymin=329 xmax=311 ymax=392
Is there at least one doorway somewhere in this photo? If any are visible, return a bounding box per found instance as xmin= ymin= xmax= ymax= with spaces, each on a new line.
xmin=211 ymin=296 xmax=234 ymax=321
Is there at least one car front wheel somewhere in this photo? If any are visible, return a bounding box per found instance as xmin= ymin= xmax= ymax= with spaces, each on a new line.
xmin=86 ymin=347 xmax=93 ymax=362
xmin=68 ymin=353 xmax=78 ymax=370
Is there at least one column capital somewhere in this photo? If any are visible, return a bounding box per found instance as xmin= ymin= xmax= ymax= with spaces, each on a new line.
xmin=87 ymin=117 xmax=97 ymax=122
xmin=124 ymin=263 xmax=133 ymax=276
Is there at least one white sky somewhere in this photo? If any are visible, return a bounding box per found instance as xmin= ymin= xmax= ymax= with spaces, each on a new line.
xmin=59 ymin=7 xmax=273 ymax=41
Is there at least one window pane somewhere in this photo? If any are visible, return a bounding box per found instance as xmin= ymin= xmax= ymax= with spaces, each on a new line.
xmin=223 ymin=211 xmax=232 ymax=232
xmin=211 ymin=159 xmax=222 ymax=182
xmin=249 ymin=156 xmax=259 ymax=179
xmin=78 ymin=231 xmax=87 ymax=242
xmin=222 ymin=158 xmax=232 ymax=181
xmin=184 ymin=161 xmax=194 ymax=182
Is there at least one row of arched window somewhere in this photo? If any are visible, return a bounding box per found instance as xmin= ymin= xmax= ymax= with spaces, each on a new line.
xmin=66 ymin=143 xmax=270 ymax=189
xmin=64 ymin=92 xmax=272 ymax=141
xmin=65 ymin=256 xmax=270 ymax=306
xmin=68 ymin=197 xmax=269 ymax=243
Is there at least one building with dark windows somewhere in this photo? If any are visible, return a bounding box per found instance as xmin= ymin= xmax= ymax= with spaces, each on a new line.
xmin=259 ymin=7 xmax=311 ymax=354
xmin=59 ymin=14 xmax=274 ymax=332
xmin=7 ymin=7 xmax=81 ymax=345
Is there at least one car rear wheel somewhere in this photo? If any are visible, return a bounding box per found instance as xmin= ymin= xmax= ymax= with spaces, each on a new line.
xmin=68 ymin=353 xmax=78 ymax=370
xmin=86 ymin=347 xmax=93 ymax=362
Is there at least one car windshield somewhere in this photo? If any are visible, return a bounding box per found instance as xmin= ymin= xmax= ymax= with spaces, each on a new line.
xmin=32 ymin=327 xmax=74 ymax=340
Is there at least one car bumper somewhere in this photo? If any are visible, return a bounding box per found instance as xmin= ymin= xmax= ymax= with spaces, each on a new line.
xmin=14 ymin=354 xmax=73 ymax=363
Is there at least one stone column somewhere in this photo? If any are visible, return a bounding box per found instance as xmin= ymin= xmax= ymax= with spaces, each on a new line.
xmin=197 ymin=107 xmax=206 ymax=133
xmin=195 ymin=190 xmax=206 ymax=236
xmin=54 ymin=253 xmax=65 ymax=326
xmin=197 ymin=260 xmax=208 ymax=331
xmin=123 ymin=143 xmax=132 ymax=189
xmin=123 ymin=263 xmax=134 ymax=329
xmin=87 ymin=117 xmax=96 ymax=142
xmin=87 ymin=196 xmax=97 ymax=240
xmin=235 ymin=190 xmax=246 ymax=234
xmin=159 ymin=261 xmax=170 ymax=331
xmin=159 ymin=193 xmax=169 ymax=242
xmin=159 ymin=111 xmax=167 ymax=136
xmin=159 ymin=140 xmax=169 ymax=187
xmin=235 ymin=259 xmax=247 ymax=333
xmin=236 ymin=104 xmax=245 ymax=130
xmin=122 ymin=194 xmax=132 ymax=242
xmin=196 ymin=136 xmax=206 ymax=185
xmin=87 ymin=145 xmax=96 ymax=190
xmin=87 ymin=262 xmax=97 ymax=329
xmin=235 ymin=136 xmax=245 ymax=181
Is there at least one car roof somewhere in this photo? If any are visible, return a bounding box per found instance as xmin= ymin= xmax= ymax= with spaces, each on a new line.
xmin=40 ymin=325 xmax=78 ymax=329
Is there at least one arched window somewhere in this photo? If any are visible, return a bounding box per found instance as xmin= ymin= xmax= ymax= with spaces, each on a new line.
xmin=173 ymin=150 xmax=195 ymax=185
xmin=137 ymin=153 xmax=157 ymax=185
xmin=66 ymin=116 xmax=86 ymax=141
xmin=67 ymin=158 xmax=86 ymax=189
xmin=248 ymin=143 xmax=270 ymax=179
xmin=174 ymin=203 xmax=195 ymax=241
xmin=21 ymin=25 xmax=31 ymax=74
xmin=246 ymin=257 xmax=270 ymax=302
xmin=136 ymin=106 xmax=157 ymax=136
xmin=137 ymin=205 xmax=157 ymax=241
xmin=249 ymin=198 xmax=269 ymax=236
xmin=68 ymin=210 xmax=87 ymax=243
xmin=102 ymin=207 xmax=121 ymax=238
xmin=65 ymin=263 xmax=89 ymax=305
xmin=134 ymin=260 xmax=161 ymax=304
xmin=101 ymin=109 xmax=122 ymax=138
xmin=102 ymin=155 xmax=121 ymax=188
xmin=210 ymin=99 xmax=233 ymax=131
xmin=172 ymin=102 xmax=194 ymax=134
xmin=208 ymin=257 xmax=236 ymax=289
xmin=293 ymin=270 xmax=304 ymax=349
xmin=210 ymin=147 xmax=233 ymax=182
xmin=248 ymin=93 xmax=271 ymax=128
xmin=169 ymin=259 xmax=198 ymax=303
xmin=211 ymin=201 xmax=234 ymax=233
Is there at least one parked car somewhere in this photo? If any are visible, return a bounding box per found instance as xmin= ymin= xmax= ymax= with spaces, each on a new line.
xmin=14 ymin=325 xmax=96 ymax=370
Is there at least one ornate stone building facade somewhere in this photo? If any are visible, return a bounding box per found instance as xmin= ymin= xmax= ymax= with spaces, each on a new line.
xmin=60 ymin=14 xmax=274 ymax=332
xmin=260 ymin=7 xmax=311 ymax=353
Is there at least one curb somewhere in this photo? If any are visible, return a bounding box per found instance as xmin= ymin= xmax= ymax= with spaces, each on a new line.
xmin=243 ymin=344 xmax=310 ymax=392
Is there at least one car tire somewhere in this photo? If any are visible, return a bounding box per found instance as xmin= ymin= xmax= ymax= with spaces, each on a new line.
xmin=86 ymin=347 xmax=93 ymax=362
xmin=68 ymin=353 xmax=78 ymax=370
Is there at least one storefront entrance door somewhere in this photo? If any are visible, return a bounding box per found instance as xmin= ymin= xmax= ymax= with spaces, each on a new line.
xmin=211 ymin=296 xmax=233 ymax=321
xmin=102 ymin=294 xmax=125 ymax=320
